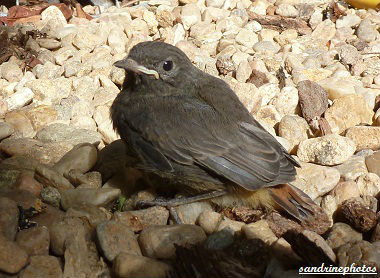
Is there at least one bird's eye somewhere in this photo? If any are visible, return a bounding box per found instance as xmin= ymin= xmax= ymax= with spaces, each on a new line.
xmin=162 ymin=60 xmax=173 ymax=71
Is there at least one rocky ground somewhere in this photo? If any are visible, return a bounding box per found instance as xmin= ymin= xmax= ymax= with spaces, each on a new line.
xmin=0 ymin=0 xmax=379 ymax=277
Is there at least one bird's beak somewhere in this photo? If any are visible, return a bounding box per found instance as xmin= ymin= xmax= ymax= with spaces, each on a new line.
xmin=114 ymin=58 xmax=159 ymax=79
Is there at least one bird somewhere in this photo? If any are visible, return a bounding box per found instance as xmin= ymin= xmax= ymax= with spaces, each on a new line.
xmin=110 ymin=41 xmax=316 ymax=222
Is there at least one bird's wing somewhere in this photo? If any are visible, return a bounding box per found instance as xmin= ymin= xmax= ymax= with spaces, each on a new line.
xmin=122 ymin=90 xmax=297 ymax=191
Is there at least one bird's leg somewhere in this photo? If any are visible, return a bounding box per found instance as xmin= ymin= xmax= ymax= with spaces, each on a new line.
xmin=169 ymin=207 xmax=183 ymax=224
xmin=136 ymin=190 xmax=226 ymax=208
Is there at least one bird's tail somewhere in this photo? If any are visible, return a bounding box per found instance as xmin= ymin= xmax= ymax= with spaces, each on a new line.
xmin=267 ymin=183 xmax=316 ymax=222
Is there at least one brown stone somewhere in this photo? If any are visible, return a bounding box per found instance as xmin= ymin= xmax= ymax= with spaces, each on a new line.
xmin=283 ymin=229 xmax=336 ymax=266
xmin=297 ymin=80 xmax=329 ymax=122
xmin=19 ymin=255 xmax=62 ymax=278
xmin=113 ymin=252 xmax=171 ymax=278
xmin=16 ymin=226 xmax=50 ymax=256
xmin=335 ymin=197 xmax=377 ymax=233
xmin=0 ymin=235 xmax=29 ymax=274
xmin=0 ymin=197 xmax=19 ymax=241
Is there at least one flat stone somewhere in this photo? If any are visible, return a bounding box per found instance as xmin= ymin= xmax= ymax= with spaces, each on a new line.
xmin=138 ymin=224 xmax=206 ymax=259
xmin=15 ymin=172 xmax=42 ymax=197
xmin=96 ymin=220 xmax=141 ymax=261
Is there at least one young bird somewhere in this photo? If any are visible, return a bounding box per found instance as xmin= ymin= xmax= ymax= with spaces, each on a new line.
xmin=111 ymin=41 xmax=316 ymax=222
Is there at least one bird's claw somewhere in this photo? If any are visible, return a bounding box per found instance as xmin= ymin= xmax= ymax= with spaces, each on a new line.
xmin=135 ymin=197 xmax=171 ymax=209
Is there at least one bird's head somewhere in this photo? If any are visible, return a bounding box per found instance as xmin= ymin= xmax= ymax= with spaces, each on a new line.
xmin=114 ymin=41 xmax=197 ymax=89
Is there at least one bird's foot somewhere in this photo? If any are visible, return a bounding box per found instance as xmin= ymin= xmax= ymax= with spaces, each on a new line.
xmin=136 ymin=191 xmax=226 ymax=224
xmin=136 ymin=190 xmax=226 ymax=208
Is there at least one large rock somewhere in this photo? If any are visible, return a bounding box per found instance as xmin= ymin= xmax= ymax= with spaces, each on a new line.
xmin=297 ymin=134 xmax=356 ymax=166
xmin=324 ymin=95 xmax=374 ymax=134
xmin=345 ymin=126 xmax=380 ymax=151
